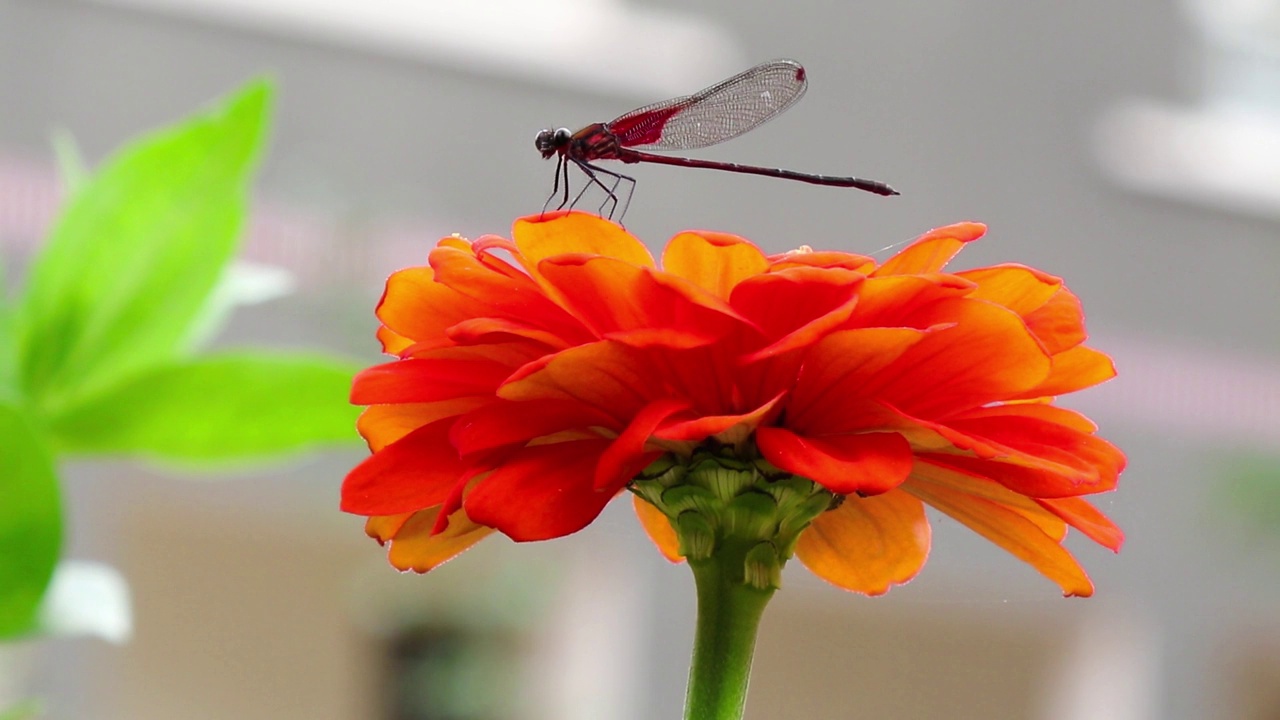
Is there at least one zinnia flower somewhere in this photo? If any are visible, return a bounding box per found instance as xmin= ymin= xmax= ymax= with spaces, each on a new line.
xmin=342 ymin=211 xmax=1124 ymax=597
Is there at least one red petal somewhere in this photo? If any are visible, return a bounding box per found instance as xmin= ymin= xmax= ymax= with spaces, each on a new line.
xmin=730 ymin=267 xmax=862 ymax=353
xmin=794 ymin=489 xmax=930 ymax=595
xmin=901 ymin=476 xmax=1095 ymax=597
xmin=351 ymin=358 xmax=514 ymax=404
xmin=450 ymin=399 xmax=614 ymax=458
xmin=357 ymin=399 xmax=491 ymax=452
xmin=465 ymin=438 xmax=618 ymax=541
xmin=873 ymin=222 xmax=987 ymax=276
xmin=661 ymin=230 xmax=770 ymax=300
xmin=594 ymin=398 xmax=688 ymax=490
xmin=942 ymin=411 xmax=1126 ymax=487
xmin=655 ymin=392 xmax=784 ymax=442
xmin=341 ymin=419 xmax=466 ymax=515
xmin=757 ymin=427 xmax=913 ymax=495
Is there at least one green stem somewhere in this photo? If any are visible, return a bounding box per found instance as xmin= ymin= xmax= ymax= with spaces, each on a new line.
xmin=683 ymin=543 xmax=776 ymax=720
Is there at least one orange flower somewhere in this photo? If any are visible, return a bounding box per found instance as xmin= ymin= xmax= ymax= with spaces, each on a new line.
xmin=342 ymin=211 xmax=1124 ymax=597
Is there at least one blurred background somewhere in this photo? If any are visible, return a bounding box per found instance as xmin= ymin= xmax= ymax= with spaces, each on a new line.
xmin=3 ymin=0 xmax=1280 ymax=718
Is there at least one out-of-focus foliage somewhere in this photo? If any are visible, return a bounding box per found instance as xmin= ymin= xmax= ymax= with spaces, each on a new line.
xmin=1224 ymin=452 xmax=1280 ymax=533
xmin=0 ymin=80 xmax=363 ymax=641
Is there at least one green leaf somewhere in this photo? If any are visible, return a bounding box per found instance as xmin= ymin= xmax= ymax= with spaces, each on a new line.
xmin=46 ymin=353 xmax=362 ymax=462
xmin=0 ymin=404 xmax=62 ymax=639
xmin=15 ymin=80 xmax=273 ymax=414
xmin=0 ymin=700 xmax=43 ymax=720
xmin=0 ymin=256 xmax=17 ymax=405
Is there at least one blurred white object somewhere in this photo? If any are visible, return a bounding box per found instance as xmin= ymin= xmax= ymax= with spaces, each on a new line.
xmin=87 ymin=0 xmax=747 ymax=98
xmin=1095 ymin=99 xmax=1280 ymax=219
xmin=38 ymin=560 xmax=133 ymax=644
xmin=1097 ymin=0 xmax=1280 ymax=216
xmin=1182 ymin=0 xmax=1280 ymax=112
xmin=1037 ymin=606 xmax=1159 ymax=720
xmin=184 ymin=260 xmax=296 ymax=349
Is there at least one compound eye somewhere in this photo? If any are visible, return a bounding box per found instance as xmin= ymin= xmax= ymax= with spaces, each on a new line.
xmin=554 ymin=128 xmax=572 ymax=142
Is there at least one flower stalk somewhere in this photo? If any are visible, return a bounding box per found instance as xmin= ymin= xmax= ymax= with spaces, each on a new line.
xmin=684 ymin=542 xmax=775 ymax=720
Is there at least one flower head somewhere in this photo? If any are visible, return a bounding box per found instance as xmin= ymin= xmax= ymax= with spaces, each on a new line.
xmin=342 ymin=211 xmax=1124 ymax=597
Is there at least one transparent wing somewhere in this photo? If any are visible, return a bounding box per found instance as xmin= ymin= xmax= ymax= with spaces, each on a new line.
xmin=607 ymin=59 xmax=809 ymax=152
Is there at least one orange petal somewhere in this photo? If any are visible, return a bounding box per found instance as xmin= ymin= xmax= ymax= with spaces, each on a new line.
xmin=908 ymin=459 xmax=1067 ymax=541
xmin=1010 ymin=344 xmax=1117 ymax=400
xmin=499 ymin=341 xmax=657 ymax=421
xmin=873 ymin=222 xmax=987 ymax=276
xmin=757 ymin=428 xmax=913 ymax=495
xmin=794 ymin=489 xmax=930 ymax=595
xmin=383 ymin=507 xmax=495 ymax=573
xmin=513 ymin=211 xmax=655 ymax=271
xmin=537 ymin=255 xmax=748 ymax=348
xmin=661 ymin=230 xmax=769 ymax=300
xmin=341 ymin=419 xmax=467 ymax=516
xmin=444 ymin=317 xmax=570 ymax=350
xmin=375 ymin=266 xmax=471 ymax=344
xmin=848 ymin=274 xmax=976 ymax=328
xmin=633 ymin=494 xmax=684 ymax=563
xmin=948 ymin=403 xmax=1098 ymax=433
xmin=786 ymin=327 xmax=929 ymax=431
xmin=867 ymin=298 xmax=1051 ymax=417
xmin=901 ymin=476 xmax=1094 ymax=597
xmin=365 ymin=512 xmax=413 ymax=543
xmin=429 ymin=245 xmax=589 ymax=344
xmin=1022 ymin=287 xmax=1086 ymax=354
xmin=357 ymin=398 xmax=492 ymax=452
xmin=377 ymin=326 xmax=415 ymax=356
xmin=954 ymin=264 xmax=1061 ymax=315
xmin=768 ymin=250 xmax=875 ymax=273
xmin=1036 ymin=496 xmax=1125 ymax=551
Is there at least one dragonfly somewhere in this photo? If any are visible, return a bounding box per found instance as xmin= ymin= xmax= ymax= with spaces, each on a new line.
xmin=535 ymin=59 xmax=899 ymax=220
